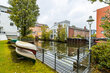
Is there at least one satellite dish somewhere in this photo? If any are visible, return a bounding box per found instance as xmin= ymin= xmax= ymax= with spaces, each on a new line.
xmin=103 ymin=0 xmax=110 ymax=4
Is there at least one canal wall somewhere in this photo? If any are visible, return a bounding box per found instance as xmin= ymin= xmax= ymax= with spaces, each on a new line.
xmin=36 ymin=38 xmax=88 ymax=44
xmin=67 ymin=38 xmax=88 ymax=44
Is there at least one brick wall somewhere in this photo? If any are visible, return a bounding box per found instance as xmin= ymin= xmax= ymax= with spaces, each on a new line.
xmin=69 ymin=27 xmax=89 ymax=38
xmin=69 ymin=28 xmax=74 ymax=37
xmin=96 ymin=6 xmax=110 ymax=38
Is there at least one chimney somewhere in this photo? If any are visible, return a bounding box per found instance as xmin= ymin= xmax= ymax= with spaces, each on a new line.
xmin=84 ymin=26 xmax=86 ymax=30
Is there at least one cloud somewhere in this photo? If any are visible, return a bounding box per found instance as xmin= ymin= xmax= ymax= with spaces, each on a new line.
xmin=37 ymin=0 xmax=108 ymax=29
xmin=0 ymin=0 xmax=108 ymax=29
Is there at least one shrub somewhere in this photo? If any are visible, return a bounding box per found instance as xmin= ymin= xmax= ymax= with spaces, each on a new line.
xmin=91 ymin=34 xmax=96 ymax=38
xmin=72 ymin=35 xmax=84 ymax=39
xmin=76 ymin=35 xmax=81 ymax=38
xmin=18 ymin=34 xmax=35 ymax=42
xmin=91 ymin=42 xmax=110 ymax=70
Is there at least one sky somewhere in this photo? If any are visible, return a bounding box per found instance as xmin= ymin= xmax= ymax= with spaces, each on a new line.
xmin=0 ymin=0 xmax=108 ymax=30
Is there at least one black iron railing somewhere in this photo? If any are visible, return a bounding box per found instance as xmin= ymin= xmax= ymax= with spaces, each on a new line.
xmin=36 ymin=47 xmax=91 ymax=73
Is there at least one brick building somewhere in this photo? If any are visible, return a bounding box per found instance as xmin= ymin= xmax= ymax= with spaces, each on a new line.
xmin=96 ymin=6 xmax=110 ymax=38
xmin=69 ymin=26 xmax=89 ymax=38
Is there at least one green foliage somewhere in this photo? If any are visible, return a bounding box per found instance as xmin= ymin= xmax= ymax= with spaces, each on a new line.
xmin=91 ymin=42 xmax=110 ymax=69
xmin=57 ymin=24 xmax=67 ymax=42
xmin=73 ymin=35 xmax=84 ymax=39
xmin=19 ymin=34 xmax=35 ymax=41
xmin=41 ymin=25 xmax=52 ymax=40
xmin=8 ymin=0 xmax=39 ymax=37
xmin=76 ymin=35 xmax=81 ymax=38
xmin=100 ymin=9 xmax=110 ymax=38
xmin=88 ymin=0 xmax=103 ymax=3
xmin=45 ymin=31 xmax=52 ymax=40
xmin=91 ymin=33 xmax=96 ymax=37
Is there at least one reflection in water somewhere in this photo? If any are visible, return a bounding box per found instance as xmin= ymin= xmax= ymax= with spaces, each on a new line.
xmin=35 ymin=41 xmax=88 ymax=57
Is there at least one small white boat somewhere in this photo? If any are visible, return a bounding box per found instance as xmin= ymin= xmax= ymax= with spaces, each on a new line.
xmin=16 ymin=41 xmax=37 ymax=55
xmin=15 ymin=41 xmax=38 ymax=62
xmin=16 ymin=47 xmax=36 ymax=60
xmin=16 ymin=41 xmax=37 ymax=50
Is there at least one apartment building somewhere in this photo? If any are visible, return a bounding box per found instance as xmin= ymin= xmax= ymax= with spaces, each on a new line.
xmin=96 ymin=6 xmax=110 ymax=38
xmin=0 ymin=5 xmax=18 ymax=40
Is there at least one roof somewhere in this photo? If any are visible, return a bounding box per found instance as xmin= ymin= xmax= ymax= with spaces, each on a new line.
xmin=0 ymin=5 xmax=8 ymax=9
xmin=70 ymin=26 xmax=89 ymax=31
xmin=35 ymin=23 xmax=48 ymax=27
xmin=97 ymin=6 xmax=110 ymax=11
xmin=58 ymin=20 xmax=70 ymax=24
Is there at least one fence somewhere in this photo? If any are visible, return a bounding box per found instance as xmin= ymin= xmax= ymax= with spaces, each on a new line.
xmin=36 ymin=47 xmax=91 ymax=73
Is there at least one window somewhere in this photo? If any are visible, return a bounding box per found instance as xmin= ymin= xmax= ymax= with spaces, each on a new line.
xmin=101 ymin=23 xmax=104 ymax=25
xmin=10 ymin=22 xmax=14 ymax=26
xmin=101 ymin=31 xmax=104 ymax=34
xmin=54 ymin=29 xmax=56 ymax=33
xmin=32 ymin=31 xmax=36 ymax=34
xmin=17 ymin=27 xmax=19 ymax=30
xmin=101 ymin=17 xmax=106 ymax=20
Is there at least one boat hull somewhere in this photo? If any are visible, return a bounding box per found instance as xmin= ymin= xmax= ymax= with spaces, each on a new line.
xmin=16 ymin=41 xmax=37 ymax=55
xmin=16 ymin=47 xmax=36 ymax=62
xmin=16 ymin=46 xmax=37 ymax=55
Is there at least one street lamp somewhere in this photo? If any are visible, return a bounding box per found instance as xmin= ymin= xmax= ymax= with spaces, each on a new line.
xmin=87 ymin=16 xmax=94 ymax=49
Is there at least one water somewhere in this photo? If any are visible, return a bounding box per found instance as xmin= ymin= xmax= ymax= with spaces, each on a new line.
xmin=35 ymin=41 xmax=88 ymax=58
xmin=35 ymin=41 xmax=90 ymax=73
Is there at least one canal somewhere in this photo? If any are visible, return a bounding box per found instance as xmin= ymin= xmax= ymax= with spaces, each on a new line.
xmin=35 ymin=40 xmax=88 ymax=59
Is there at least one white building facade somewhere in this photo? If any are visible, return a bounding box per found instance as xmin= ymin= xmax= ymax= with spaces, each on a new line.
xmin=50 ymin=20 xmax=70 ymax=40
xmin=0 ymin=5 xmax=18 ymax=40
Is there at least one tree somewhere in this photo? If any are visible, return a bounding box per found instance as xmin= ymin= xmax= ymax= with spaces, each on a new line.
xmin=8 ymin=0 xmax=39 ymax=37
xmin=45 ymin=30 xmax=52 ymax=40
xmin=41 ymin=25 xmax=47 ymax=40
xmin=100 ymin=9 xmax=110 ymax=38
xmin=57 ymin=24 xmax=62 ymax=41
xmin=91 ymin=33 xmax=96 ymax=37
xmin=89 ymin=0 xmax=110 ymax=5
xmin=57 ymin=24 xmax=67 ymax=42
xmin=41 ymin=25 xmax=51 ymax=40
xmin=88 ymin=0 xmax=104 ymax=3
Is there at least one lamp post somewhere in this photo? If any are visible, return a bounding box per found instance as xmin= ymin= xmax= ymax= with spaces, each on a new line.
xmin=87 ymin=16 xmax=94 ymax=49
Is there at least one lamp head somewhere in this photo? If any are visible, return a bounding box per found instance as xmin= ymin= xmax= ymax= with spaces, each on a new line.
xmin=87 ymin=16 xmax=94 ymax=25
